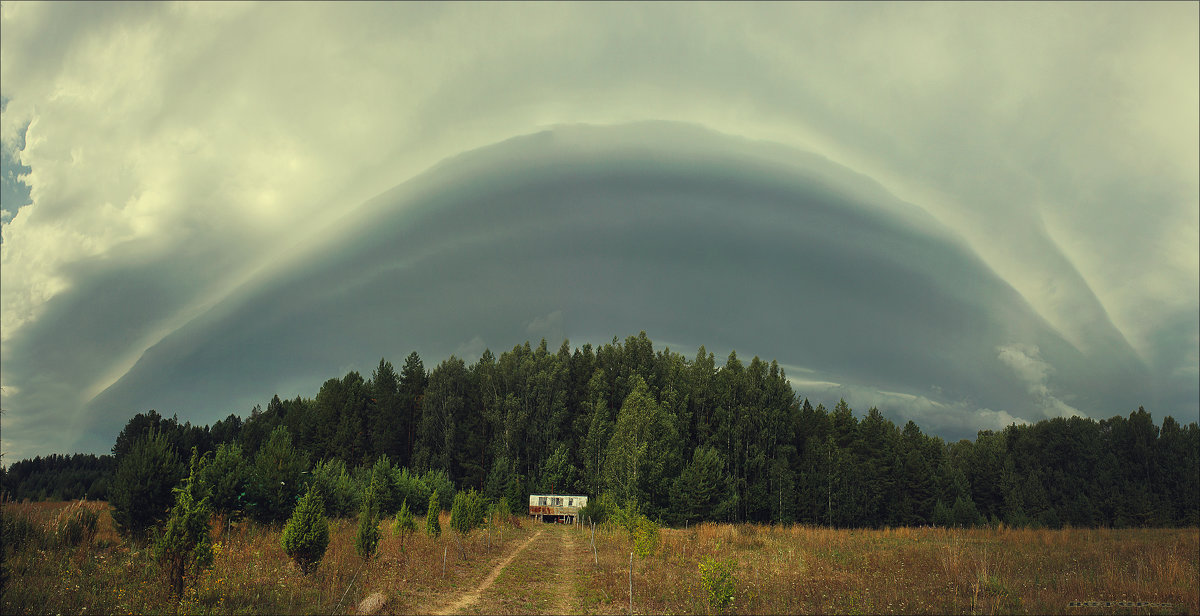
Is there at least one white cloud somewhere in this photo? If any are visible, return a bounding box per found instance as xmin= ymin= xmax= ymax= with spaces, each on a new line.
xmin=996 ymin=343 xmax=1084 ymax=419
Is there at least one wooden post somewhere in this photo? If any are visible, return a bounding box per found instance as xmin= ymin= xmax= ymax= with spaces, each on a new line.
xmin=443 ymin=546 xmax=447 ymax=577
xmin=629 ymin=552 xmax=634 ymax=615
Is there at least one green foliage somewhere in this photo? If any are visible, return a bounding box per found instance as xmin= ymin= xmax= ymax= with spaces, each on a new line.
xmin=392 ymin=499 xmax=417 ymax=537
xmin=577 ymin=496 xmax=609 ymax=525
xmin=611 ymin=498 xmax=659 ymax=557
xmin=45 ymin=334 xmax=1199 ymax=537
xmin=281 ymin=484 xmax=330 ymax=575
xmin=425 ymin=489 xmax=441 ymax=538
xmin=0 ymin=453 xmax=114 ymax=502
xmin=365 ymin=455 xmax=400 ymax=515
xmin=422 ymin=469 xmax=455 ymax=513
xmin=538 ymin=444 xmax=579 ymax=494
xmin=110 ymin=428 xmax=184 ymax=540
xmin=201 ymin=442 xmax=249 ymax=519
xmin=952 ymin=495 xmax=984 ymax=528
xmin=355 ymin=495 xmax=380 ymax=560
xmin=154 ymin=449 xmax=214 ymax=599
xmin=310 ymin=458 xmax=359 ymax=518
xmin=0 ymin=507 xmax=46 ymax=552
xmin=698 ymin=555 xmax=738 ymax=614
xmin=672 ymin=446 xmax=731 ymax=525
xmin=488 ymin=497 xmax=514 ymax=528
xmin=603 ymin=375 xmax=680 ymax=519
xmin=932 ymin=500 xmax=951 ymax=527
xmin=449 ymin=488 xmax=487 ymax=536
xmin=393 ymin=467 xmax=431 ymax=516
xmin=632 ymin=514 xmax=660 ymax=558
xmin=249 ymin=426 xmax=309 ymax=525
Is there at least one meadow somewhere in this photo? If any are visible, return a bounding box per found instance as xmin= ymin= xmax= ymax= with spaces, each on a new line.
xmin=2 ymin=499 xmax=1196 ymax=615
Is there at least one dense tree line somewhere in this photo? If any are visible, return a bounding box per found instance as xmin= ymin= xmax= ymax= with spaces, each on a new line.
xmin=1 ymin=453 xmax=114 ymax=501
xmin=3 ymin=333 xmax=1197 ymax=529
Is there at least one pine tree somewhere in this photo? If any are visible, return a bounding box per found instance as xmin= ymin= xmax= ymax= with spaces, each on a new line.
xmin=282 ymin=485 xmax=330 ymax=574
xmin=110 ymin=428 xmax=184 ymax=539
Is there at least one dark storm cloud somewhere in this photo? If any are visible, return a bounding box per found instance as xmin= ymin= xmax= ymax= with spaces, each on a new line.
xmin=63 ymin=123 xmax=1153 ymax=454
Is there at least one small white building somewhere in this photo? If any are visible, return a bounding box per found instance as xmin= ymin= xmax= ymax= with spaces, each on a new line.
xmin=528 ymin=494 xmax=588 ymax=524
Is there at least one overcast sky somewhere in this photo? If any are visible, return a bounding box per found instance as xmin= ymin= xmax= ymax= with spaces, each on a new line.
xmin=2 ymin=2 xmax=1197 ymax=464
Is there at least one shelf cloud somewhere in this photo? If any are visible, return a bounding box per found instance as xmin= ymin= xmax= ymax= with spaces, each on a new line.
xmin=2 ymin=3 xmax=1196 ymax=463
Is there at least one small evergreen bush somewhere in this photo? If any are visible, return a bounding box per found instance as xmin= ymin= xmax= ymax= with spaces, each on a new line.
xmin=425 ymin=489 xmax=441 ymax=538
xmin=355 ymin=490 xmax=380 ymax=560
xmin=282 ymin=484 xmax=330 ymax=574
xmin=392 ymin=498 xmax=417 ymax=546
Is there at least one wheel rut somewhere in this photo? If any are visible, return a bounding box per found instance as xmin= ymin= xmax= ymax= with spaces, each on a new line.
xmin=431 ymin=529 xmax=544 ymax=615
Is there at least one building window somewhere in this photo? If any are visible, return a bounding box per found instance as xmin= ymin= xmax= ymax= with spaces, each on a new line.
xmin=539 ymin=497 xmax=547 ymax=506
xmin=569 ymin=498 xmax=574 ymax=507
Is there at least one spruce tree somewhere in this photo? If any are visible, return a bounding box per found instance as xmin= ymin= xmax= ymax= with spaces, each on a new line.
xmin=282 ymin=485 xmax=330 ymax=574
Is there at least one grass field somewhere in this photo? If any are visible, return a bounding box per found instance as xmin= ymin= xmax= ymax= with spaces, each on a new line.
xmin=2 ymin=499 xmax=1196 ymax=615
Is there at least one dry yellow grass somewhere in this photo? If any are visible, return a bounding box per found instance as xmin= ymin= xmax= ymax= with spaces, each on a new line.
xmin=3 ymin=500 xmax=1197 ymax=615
xmin=579 ymin=522 xmax=1199 ymax=615
xmin=1 ymin=501 xmax=532 ymax=615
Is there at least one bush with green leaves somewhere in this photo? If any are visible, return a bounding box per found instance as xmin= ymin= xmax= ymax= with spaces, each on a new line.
xmin=632 ymin=514 xmax=659 ymax=558
xmin=281 ymin=484 xmax=330 ymax=575
xmin=698 ymin=555 xmax=737 ymax=614
xmin=154 ymin=450 xmax=214 ymax=599
xmin=425 ymin=489 xmax=441 ymax=538
xmin=450 ymin=488 xmax=487 ymax=537
xmin=110 ymin=428 xmax=184 ymax=539
xmin=488 ymin=497 xmax=514 ymax=528
xmin=610 ymin=498 xmax=658 ymax=557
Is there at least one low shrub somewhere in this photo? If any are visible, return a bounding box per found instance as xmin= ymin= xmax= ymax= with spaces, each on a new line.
xmin=699 ymin=555 xmax=738 ymax=614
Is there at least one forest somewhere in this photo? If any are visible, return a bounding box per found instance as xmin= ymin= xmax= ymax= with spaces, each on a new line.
xmin=3 ymin=332 xmax=1197 ymax=529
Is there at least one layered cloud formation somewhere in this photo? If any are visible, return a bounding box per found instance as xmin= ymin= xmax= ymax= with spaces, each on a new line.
xmin=2 ymin=3 xmax=1196 ymax=463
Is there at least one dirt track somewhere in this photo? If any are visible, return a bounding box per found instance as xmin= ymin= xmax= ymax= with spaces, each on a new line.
xmin=425 ymin=524 xmax=588 ymax=615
